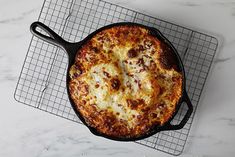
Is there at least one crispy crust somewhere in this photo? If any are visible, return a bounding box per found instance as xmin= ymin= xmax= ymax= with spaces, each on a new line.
xmin=69 ymin=25 xmax=182 ymax=138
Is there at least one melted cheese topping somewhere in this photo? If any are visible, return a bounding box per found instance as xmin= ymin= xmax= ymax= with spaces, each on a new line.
xmin=69 ymin=25 xmax=182 ymax=138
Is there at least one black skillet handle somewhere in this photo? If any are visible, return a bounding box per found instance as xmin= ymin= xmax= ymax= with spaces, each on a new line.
xmin=30 ymin=22 xmax=69 ymax=50
xmin=149 ymin=27 xmax=166 ymax=41
xmin=162 ymin=91 xmax=193 ymax=131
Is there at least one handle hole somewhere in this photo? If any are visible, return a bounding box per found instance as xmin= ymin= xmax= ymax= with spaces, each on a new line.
xmin=35 ymin=27 xmax=51 ymax=38
xmin=170 ymin=101 xmax=192 ymax=127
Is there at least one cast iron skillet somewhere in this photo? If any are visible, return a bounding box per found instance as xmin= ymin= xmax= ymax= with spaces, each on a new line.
xmin=30 ymin=21 xmax=193 ymax=141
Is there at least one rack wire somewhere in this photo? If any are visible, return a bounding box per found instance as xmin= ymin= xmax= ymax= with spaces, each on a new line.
xmin=14 ymin=0 xmax=218 ymax=155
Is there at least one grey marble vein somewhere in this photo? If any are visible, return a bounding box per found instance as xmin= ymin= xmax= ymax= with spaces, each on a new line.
xmin=0 ymin=55 xmax=17 ymax=82
xmin=0 ymin=33 xmax=25 ymax=39
xmin=214 ymin=57 xmax=231 ymax=63
xmin=0 ymin=8 xmax=37 ymax=24
xmin=0 ymin=16 xmax=24 ymax=24
xmin=213 ymin=1 xmax=235 ymax=7
xmin=217 ymin=117 xmax=235 ymax=126
xmin=190 ymin=134 xmax=214 ymax=140
xmin=56 ymin=136 xmax=92 ymax=145
xmin=106 ymin=0 xmax=137 ymax=6
xmin=172 ymin=0 xmax=235 ymax=8
xmin=175 ymin=1 xmax=201 ymax=7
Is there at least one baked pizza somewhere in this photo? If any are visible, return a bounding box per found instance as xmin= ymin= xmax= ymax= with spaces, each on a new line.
xmin=69 ymin=25 xmax=183 ymax=139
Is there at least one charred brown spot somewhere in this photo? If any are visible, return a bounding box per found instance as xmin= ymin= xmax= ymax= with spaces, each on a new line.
xmin=143 ymin=54 xmax=151 ymax=59
xmin=84 ymin=85 xmax=89 ymax=94
xmin=103 ymin=71 xmax=111 ymax=78
xmin=137 ymin=115 xmax=142 ymax=119
xmin=144 ymin=40 xmax=153 ymax=49
xmin=126 ymin=73 xmax=134 ymax=77
xmin=158 ymin=102 xmax=166 ymax=109
xmin=81 ymin=100 xmax=86 ymax=105
xmin=74 ymin=62 xmax=83 ymax=74
xmin=116 ymin=30 xmax=121 ymax=38
xmin=123 ymin=60 xmax=128 ymax=64
xmin=127 ymin=48 xmax=138 ymax=58
xmin=138 ymin=45 xmax=145 ymax=51
xmin=72 ymin=73 xmax=79 ymax=78
xmin=117 ymin=104 xmax=122 ymax=107
xmin=157 ymin=74 xmax=166 ymax=80
xmin=98 ymin=35 xmax=104 ymax=41
xmin=159 ymin=86 xmax=165 ymax=95
xmin=91 ymin=47 xmax=99 ymax=53
xmin=107 ymin=50 xmax=113 ymax=53
xmin=172 ymin=76 xmax=180 ymax=82
xmin=113 ymin=61 xmax=119 ymax=68
xmin=126 ymin=99 xmax=144 ymax=110
xmin=78 ymin=84 xmax=89 ymax=96
xmin=123 ymin=30 xmax=129 ymax=37
xmin=141 ymin=107 xmax=150 ymax=113
xmin=126 ymin=81 xmax=131 ymax=89
xmin=95 ymin=83 xmax=100 ymax=88
xmin=159 ymin=43 xmax=180 ymax=72
xmin=134 ymin=38 xmax=141 ymax=43
xmin=150 ymin=50 xmax=155 ymax=55
xmin=109 ymin=44 xmax=115 ymax=49
xmin=137 ymin=58 xmax=144 ymax=66
xmin=111 ymin=78 xmax=120 ymax=90
xmin=149 ymin=60 xmax=156 ymax=70
xmin=150 ymin=113 xmax=158 ymax=118
xmin=103 ymin=114 xmax=117 ymax=129
xmin=127 ymin=99 xmax=137 ymax=109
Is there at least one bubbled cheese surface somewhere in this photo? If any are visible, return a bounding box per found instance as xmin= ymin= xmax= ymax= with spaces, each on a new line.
xmin=69 ymin=25 xmax=182 ymax=138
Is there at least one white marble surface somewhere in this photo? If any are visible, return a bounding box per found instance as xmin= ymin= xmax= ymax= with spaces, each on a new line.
xmin=1 ymin=0 xmax=235 ymax=156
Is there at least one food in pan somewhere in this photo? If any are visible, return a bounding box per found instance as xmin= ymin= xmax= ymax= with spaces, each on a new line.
xmin=69 ymin=25 xmax=183 ymax=138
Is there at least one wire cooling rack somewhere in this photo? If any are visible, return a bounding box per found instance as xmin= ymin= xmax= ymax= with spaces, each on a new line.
xmin=14 ymin=0 xmax=218 ymax=155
